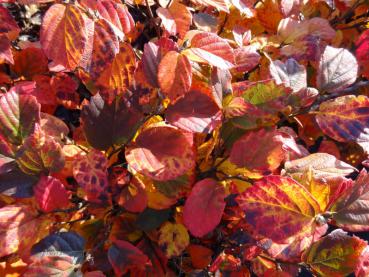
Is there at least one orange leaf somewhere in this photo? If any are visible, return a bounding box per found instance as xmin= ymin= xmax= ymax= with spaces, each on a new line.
xmin=158 ymin=51 xmax=192 ymax=102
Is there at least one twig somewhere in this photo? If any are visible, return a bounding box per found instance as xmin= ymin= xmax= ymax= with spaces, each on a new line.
xmin=144 ymin=0 xmax=161 ymax=37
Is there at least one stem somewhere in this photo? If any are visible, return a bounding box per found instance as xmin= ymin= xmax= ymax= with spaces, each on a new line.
xmin=145 ymin=0 xmax=161 ymax=37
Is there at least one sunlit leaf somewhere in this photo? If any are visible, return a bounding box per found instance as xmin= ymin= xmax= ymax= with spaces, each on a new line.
xmin=73 ymin=149 xmax=109 ymax=203
xmin=0 ymin=90 xmax=40 ymax=147
xmin=184 ymin=31 xmax=235 ymax=70
xmin=40 ymin=4 xmax=93 ymax=71
xmin=229 ymin=128 xmax=287 ymax=175
xmin=269 ymin=58 xmax=306 ymax=93
xmin=158 ymin=51 xmax=192 ymax=102
xmin=0 ymin=204 xmax=51 ymax=257
xmin=33 ymin=175 xmax=70 ymax=213
xmin=329 ymin=169 xmax=369 ymax=231
xmin=284 ymin=153 xmax=356 ymax=179
xmin=302 ymin=229 xmax=367 ymax=277
xmin=16 ymin=124 xmax=64 ymax=175
xmin=126 ymin=124 xmax=195 ymax=181
xmin=236 ymin=175 xmax=322 ymax=243
xmin=25 ymin=232 xmax=85 ymax=276
xmin=356 ymin=29 xmax=369 ymax=79
xmin=166 ymin=90 xmax=222 ymax=133
xmin=317 ymin=46 xmax=358 ymax=93
xmin=315 ymin=95 xmax=369 ymax=152
xmin=96 ymin=43 xmax=136 ymax=92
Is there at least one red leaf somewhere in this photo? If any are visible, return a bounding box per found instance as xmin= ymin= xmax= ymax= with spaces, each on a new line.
xmin=183 ymin=178 xmax=226 ymax=237
xmin=126 ymin=124 xmax=195 ymax=181
xmin=142 ymin=38 xmax=178 ymax=87
xmin=34 ymin=175 xmax=70 ymax=212
xmin=229 ymin=128 xmax=287 ymax=175
xmin=166 ymin=90 xmax=222 ymax=133
xmin=356 ymin=29 xmax=369 ymax=78
xmin=108 ymin=240 xmax=151 ymax=276
xmin=186 ymin=31 xmax=235 ymax=69
xmin=0 ymin=35 xmax=13 ymax=64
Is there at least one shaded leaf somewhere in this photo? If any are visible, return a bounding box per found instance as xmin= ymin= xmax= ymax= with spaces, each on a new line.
xmin=108 ymin=240 xmax=151 ymax=276
xmin=158 ymin=222 xmax=190 ymax=257
xmin=135 ymin=208 xmax=171 ymax=232
xmin=81 ymin=93 xmax=142 ymax=150
xmin=183 ymin=178 xmax=226 ymax=237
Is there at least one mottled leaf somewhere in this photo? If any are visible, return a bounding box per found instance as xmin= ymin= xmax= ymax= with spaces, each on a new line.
xmin=183 ymin=178 xmax=226 ymax=237
xmin=16 ymin=124 xmax=65 ymax=175
xmin=236 ymin=175 xmax=321 ymax=243
xmin=158 ymin=222 xmax=189 ymax=257
xmin=40 ymin=4 xmax=93 ymax=71
xmin=302 ymin=229 xmax=367 ymax=277
xmin=126 ymin=124 xmax=195 ymax=181
xmin=96 ymin=43 xmax=136 ymax=91
xmin=315 ymin=95 xmax=369 ymax=152
xmin=73 ymin=149 xmax=109 ymax=203
xmin=0 ymin=90 xmax=40 ymax=147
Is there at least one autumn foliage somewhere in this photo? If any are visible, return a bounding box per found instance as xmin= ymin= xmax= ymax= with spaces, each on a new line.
xmin=1 ymin=0 xmax=369 ymax=276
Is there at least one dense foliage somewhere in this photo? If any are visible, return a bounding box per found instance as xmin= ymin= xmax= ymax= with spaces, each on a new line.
xmin=1 ymin=0 xmax=369 ymax=276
